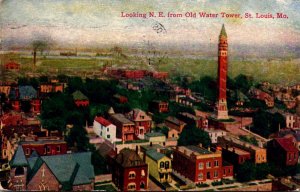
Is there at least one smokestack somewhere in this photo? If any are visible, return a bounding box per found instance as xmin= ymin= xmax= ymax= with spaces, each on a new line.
xmin=33 ymin=51 xmax=36 ymax=66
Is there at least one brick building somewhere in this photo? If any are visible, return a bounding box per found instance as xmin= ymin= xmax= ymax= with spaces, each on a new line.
xmin=172 ymin=145 xmax=233 ymax=184
xmin=126 ymin=109 xmax=152 ymax=138
xmin=218 ymin=136 xmax=267 ymax=164
xmin=4 ymin=61 xmax=20 ymax=71
xmin=221 ymin=145 xmax=251 ymax=168
xmin=20 ymin=137 xmax=67 ymax=157
xmin=109 ymin=114 xmax=135 ymax=141
xmin=111 ymin=148 xmax=148 ymax=191
xmin=9 ymin=146 xmax=95 ymax=191
xmin=267 ymin=138 xmax=299 ymax=167
xmin=149 ymin=100 xmax=169 ymax=113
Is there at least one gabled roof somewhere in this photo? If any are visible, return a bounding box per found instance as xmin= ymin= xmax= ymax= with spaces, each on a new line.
xmin=10 ymin=145 xmax=28 ymax=167
xmin=146 ymin=149 xmax=167 ymax=161
xmin=27 ymin=152 xmax=94 ymax=190
xmin=116 ymin=148 xmax=146 ymax=168
xmin=127 ymin=109 xmax=152 ymax=122
xmin=165 ymin=116 xmax=186 ymax=126
xmin=110 ymin=114 xmax=134 ymax=125
xmin=19 ymin=86 xmax=37 ymax=100
xmin=275 ymin=138 xmax=298 ymax=152
xmin=72 ymin=90 xmax=88 ymax=101
xmin=94 ymin=116 xmax=112 ymax=127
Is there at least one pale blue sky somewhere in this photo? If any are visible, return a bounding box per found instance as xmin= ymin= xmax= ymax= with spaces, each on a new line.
xmin=0 ymin=0 xmax=299 ymax=48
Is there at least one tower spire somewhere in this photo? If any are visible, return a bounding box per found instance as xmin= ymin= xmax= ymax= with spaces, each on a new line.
xmin=220 ymin=24 xmax=227 ymax=38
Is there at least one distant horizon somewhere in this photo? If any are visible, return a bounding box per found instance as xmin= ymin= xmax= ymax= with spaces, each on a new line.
xmin=1 ymin=0 xmax=299 ymax=54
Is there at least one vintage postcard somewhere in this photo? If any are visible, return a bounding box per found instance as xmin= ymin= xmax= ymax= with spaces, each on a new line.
xmin=0 ymin=0 xmax=299 ymax=191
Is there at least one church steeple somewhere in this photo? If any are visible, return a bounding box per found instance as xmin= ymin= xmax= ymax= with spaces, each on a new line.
xmin=219 ymin=24 xmax=227 ymax=38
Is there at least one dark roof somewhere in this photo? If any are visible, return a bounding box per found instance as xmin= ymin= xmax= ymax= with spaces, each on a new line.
xmin=165 ymin=116 xmax=186 ymax=126
xmin=110 ymin=114 xmax=134 ymax=125
xmin=19 ymin=86 xmax=37 ymax=99
xmin=220 ymin=24 xmax=227 ymax=37
xmin=116 ymin=148 xmax=146 ymax=168
xmin=10 ymin=145 xmax=28 ymax=167
xmin=29 ymin=150 xmax=39 ymax=158
xmin=20 ymin=139 xmax=66 ymax=145
xmin=27 ymin=152 xmax=94 ymax=190
xmin=72 ymin=90 xmax=88 ymax=100
xmin=185 ymin=145 xmax=212 ymax=155
xmin=146 ymin=149 xmax=166 ymax=161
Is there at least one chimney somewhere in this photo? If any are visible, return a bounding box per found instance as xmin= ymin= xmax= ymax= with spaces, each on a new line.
xmin=135 ymin=145 xmax=139 ymax=154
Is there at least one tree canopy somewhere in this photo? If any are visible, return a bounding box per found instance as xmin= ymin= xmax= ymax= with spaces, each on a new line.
xmin=178 ymin=124 xmax=211 ymax=147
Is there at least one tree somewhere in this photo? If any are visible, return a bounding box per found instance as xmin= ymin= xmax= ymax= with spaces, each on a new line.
xmin=236 ymin=161 xmax=256 ymax=182
xmin=234 ymin=74 xmax=253 ymax=93
xmin=66 ymin=125 xmax=90 ymax=152
xmin=256 ymin=163 xmax=270 ymax=180
xmin=178 ymin=124 xmax=211 ymax=147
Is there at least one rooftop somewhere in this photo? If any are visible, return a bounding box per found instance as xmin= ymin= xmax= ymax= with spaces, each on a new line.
xmin=146 ymin=149 xmax=167 ymax=161
xmin=226 ymin=147 xmax=250 ymax=156
xmin=175 ymin=145 xmax=215 ymax=158
xmin=110 ymin=113 xmax=134 ymax=125
xmin=275 ymin=138 xmax=298 ymax=152
xmin=94 ymin=116 xmax=112 ymax=127
xmin=165 ymin=116 xmax=186 ymax=126
xmin=145 ymin=132 xmax=165 ymax=138
xmin=72 ymin=90 xmax=88 ymax=100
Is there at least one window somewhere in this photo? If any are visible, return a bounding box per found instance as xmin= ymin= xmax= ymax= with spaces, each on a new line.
xmin=56 ymin=146 xmax=61 ymax=153
xmin=214 ymin=160 xmax=219 ymax=167
xmin=107 ymin=135 xmax=110 ymax=139
xmin=141 ymin=169 xmax=145 ymax=177
xmin=206 ymin=162 xmax=211 ymax=168
xmin=128 ymin=171 xmax=136 ymax=179
xmin=198 ymin=162 xmax=204 ymax=170
xmin=198 ymin=173 xmax=203 ymax=180
xmin=165 ymin=161 xmax=170 ymax=169
xmin=214 ymin=170 xmax=218 ymax=178
xmin=127 ymin=183 xmax=136 ymax=190
xmin=44 ymin=147 xmax=47 ymax=155
xmin=26 ymin=148 xmax=30 ymax=155
xmin=160 ymin=162 xmax=164 ymax=168
xmin=107 ymin=128 xmax=109 ymax=132
xmin=223 ymin=169 xmax=226 ymax=176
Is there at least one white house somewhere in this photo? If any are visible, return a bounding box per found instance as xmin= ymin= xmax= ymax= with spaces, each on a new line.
xmin=205 ymin=128 xmax=227 ymax=144
xmin=93 ymin=116 xmax=116 ymax=142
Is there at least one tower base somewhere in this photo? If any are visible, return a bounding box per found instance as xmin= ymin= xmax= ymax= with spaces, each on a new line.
xmin=217 ymin=100 xmax=229 ymax=120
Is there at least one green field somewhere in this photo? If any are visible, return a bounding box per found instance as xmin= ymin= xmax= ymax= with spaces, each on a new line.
xmin=2 ymin=53 xmax=299 ymax=84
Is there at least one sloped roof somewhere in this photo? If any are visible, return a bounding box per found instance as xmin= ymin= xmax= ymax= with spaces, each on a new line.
xmin=165 ymin=116 xmax=186 ymax=126
xmin=220 ymin=24 xmax=227 ymax=37
xmin=127 ymin=109 xmax=152 ymax=122
xmin=94 ymin=116 xmax=112 ymax=127
xmin=72 ymin=90 xmax=88 ymax=101
xmin=19 ymin=86 xmax=37 ymax=100
xmin=146 ymin=149 xmax=166 ymax=161
xmin=108 ymin=107 xmax=115 ymax=115
xmin=111 ymin=114 xmax=134 ymax=125
xmin=116 ymin=148 xmax=146 ymax=168
xmin=10 ymin=145 xmax=28 ymax=167
xmin=275 ymin=138 xmax=298 ymax=152
xmin=27 ymin=152 xmax=94 ymax=190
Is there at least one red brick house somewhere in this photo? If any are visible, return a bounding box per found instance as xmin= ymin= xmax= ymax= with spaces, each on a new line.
xmin=4 ymin=61 xmax=20 ymax=71
xmin=39 ymin=83 xmax=64 ymax=94
xmin=9 ymin=146 xmax=95 ymax=191
xmin=20 ymin=137 xmax=67 ymax=157
xmin=267 ymin=138 xmax=299 ymax=167
xmin=111 ymin=148 xmax=148 ymax=191
xmin=109 ymin=114 xmax=135 ymax=141
xmin=126 ymin=109 xmax=152 ymax=137
xmin=123 ymin=70 xmax=146 ymax=79
xmin=172 ymin=145 xmax=233 ymax=183
xmin=72 ymin=90 xmax=89 ymax=107
xmin=149 ymin=100 xmax=169 ymax=113
xmin=221 ymin=146 xmax=251 ymax=168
